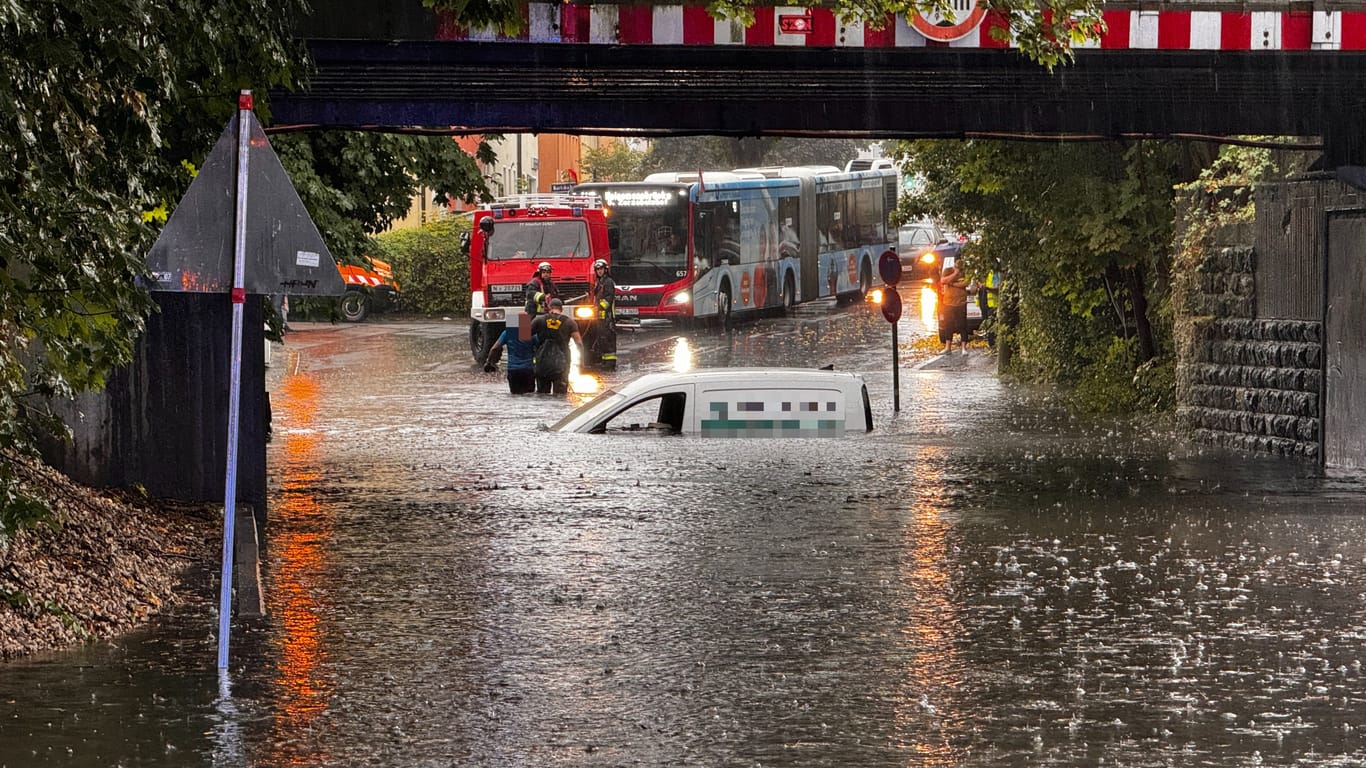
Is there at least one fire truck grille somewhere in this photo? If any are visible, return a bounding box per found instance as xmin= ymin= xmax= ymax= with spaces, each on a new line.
xmin=556 ymin=280 xmax=591 ymax=301
xmin=488 ymin=279 xmax=592 ymax=307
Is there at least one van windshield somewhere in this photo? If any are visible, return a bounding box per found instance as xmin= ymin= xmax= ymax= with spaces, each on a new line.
xmin=549 ymin=389 xmax=623 ymax=431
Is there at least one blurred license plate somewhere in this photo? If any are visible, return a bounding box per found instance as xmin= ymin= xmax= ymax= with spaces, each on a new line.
xmin=616 ymin=307 xmax=638 ymax=316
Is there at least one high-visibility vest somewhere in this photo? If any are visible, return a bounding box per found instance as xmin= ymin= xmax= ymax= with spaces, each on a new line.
xmin=985 ymin=272 xmax=1001 ymax=309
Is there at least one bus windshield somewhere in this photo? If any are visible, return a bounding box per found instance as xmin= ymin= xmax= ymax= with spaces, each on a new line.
xmin=485 ymin=220 xmax=590 ymax=261
xmin=603 ymin=204 xmax=690 ymax=286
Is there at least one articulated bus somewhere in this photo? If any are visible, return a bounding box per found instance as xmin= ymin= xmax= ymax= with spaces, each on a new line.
xmin=575 ymin=163 xmax=898 ymax=326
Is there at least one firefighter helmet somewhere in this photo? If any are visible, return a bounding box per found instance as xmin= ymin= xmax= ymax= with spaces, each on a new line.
xmin=593 ymin=259 xmax=608 ymax=271
xmin=537 ymin=261 xmax=552 ymax=273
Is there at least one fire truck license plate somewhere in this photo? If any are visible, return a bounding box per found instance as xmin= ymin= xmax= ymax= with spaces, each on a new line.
xmin=615 ymin=307 xmax=638 ymax=316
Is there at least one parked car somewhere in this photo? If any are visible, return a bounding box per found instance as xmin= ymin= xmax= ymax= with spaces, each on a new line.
xmin=897 ymin=220 xmax=962 ymax=283
xmin=548 ymin=368 xmax=873 ymax=436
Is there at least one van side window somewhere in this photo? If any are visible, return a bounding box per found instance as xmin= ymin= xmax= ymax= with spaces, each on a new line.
xmin=599 ymin=392 xmax=686 ymax=434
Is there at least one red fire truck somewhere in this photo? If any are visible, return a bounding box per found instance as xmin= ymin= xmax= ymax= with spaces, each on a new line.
xmin=467 ymin=194 xmax=615 ymax=370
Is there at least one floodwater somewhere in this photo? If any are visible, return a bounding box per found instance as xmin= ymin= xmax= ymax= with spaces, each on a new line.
xmin=4 ymin=295 xmax=1366 ymax=768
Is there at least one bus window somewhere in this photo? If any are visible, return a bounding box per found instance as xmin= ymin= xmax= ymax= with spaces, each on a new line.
xmin=818 ymin=194 xmax=837 ymax=252
xmin=697 ymin=201 xmax=740 ymax=269
xmin=854 ymin=186 xmax=883 ymax=246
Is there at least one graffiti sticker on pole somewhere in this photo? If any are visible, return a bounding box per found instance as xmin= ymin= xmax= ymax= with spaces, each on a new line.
xmin=910 ymin=0 xmax=987 ymax=42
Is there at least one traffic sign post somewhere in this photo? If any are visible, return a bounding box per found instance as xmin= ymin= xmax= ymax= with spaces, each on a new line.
xmin=878 ymin=249 xmax=902 ymax=412
xmin=147 ymin=90 xmax=343 ymax=671
xmin=878 ymin=249 xmax=902 ymax=286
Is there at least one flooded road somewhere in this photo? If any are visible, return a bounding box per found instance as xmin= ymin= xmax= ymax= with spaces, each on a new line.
xmin=4 ymin=297 xmax=1366 ymax=767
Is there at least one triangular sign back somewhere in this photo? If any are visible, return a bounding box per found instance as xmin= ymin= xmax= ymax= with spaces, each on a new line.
xmin=146 ymin=112 xmax=345 ymax=296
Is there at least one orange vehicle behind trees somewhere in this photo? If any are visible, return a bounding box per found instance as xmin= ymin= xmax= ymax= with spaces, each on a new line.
xmin=336 ymin=255 xmax=400 ymax=322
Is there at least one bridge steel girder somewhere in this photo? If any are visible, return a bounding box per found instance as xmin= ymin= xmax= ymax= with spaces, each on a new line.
xmin=270 ymin=41 xmax=1366 ymax=160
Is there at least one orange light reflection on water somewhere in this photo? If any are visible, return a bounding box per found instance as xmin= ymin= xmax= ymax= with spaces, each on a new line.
xmin=260 ymin=358 xmax=335 ymax=766
xmin=919 ymin=283 xmax=939 ymax=330
xmin=894 ymin=447 xmax=966 ymax=765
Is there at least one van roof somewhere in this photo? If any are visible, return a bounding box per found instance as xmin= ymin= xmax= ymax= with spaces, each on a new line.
xmin=619 ymin=367 xmax=863 ymax=393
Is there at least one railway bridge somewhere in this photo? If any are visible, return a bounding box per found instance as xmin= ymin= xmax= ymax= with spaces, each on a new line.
xmin=275 ymin=1 xmax=1366 ymax=164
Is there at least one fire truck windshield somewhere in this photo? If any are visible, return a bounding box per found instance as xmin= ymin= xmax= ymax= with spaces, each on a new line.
xmin=486 ymin=220 xmax=590 ymax=261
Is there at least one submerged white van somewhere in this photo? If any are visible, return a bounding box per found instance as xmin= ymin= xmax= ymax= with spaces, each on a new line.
xmin=549 ymin=368 xmax=873 ymax=437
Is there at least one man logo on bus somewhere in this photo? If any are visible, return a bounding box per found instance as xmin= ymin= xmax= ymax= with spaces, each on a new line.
xmin=910 ymin=0 xmax=987 ymax=42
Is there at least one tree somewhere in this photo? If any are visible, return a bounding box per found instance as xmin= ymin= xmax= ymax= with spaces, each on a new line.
xmin=893 ymin=139 xmax=1185 ymax=411
xmin=427 ymin=0 xmax=1106 ymax=68
xmin=1 ymin=1 xmax=496 ymax=535
xmin=582 ymin=142 xmax=645 ymax=182
xmin=642 ymin=137 xmax=869 ymax=174
xmin=1 ymin=0 xmax=308 ymax=536
xmin=271 ymin=131 xmax=493 ymax=262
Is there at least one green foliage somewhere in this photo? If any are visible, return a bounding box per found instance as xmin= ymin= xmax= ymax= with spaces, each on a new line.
xmin=895 ymin=138 xmax=1190 ymax=412
xmin=642 ymin=137 xmax=869 ymax=174
xmin=1 ymin=0 xmax=305 ymax=523
xmin=0 ymin=468 xmax=56 ymax=551
xmin=1171 ymin=139 xmax=1317 ymax=254
xmin=371 ymin=218 xmax=472 ymax=316
xmin=272 ymin=132 xmax=493 ymax=263
xmin=426 ymin=0 xmax=1105 ymax=68
xmin=582 ymin=142 xmax=645 ymax=182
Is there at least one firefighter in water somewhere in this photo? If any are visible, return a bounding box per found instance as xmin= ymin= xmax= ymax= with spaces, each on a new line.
xmin=525 ymin=261 xmax=557 ymax=317
xmin=583 ymin=258 xmax=617 ymax=370
xmin=530 ymin=298 xmax=583 ymax=395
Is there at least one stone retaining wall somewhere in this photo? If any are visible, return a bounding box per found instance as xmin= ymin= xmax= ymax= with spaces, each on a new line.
xmin=1174 ymin=227 xmax=1321 ymax=460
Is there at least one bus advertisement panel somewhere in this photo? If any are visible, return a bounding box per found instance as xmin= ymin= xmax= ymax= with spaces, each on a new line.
xmin=578 ymin=164 xmax=897 ymax=327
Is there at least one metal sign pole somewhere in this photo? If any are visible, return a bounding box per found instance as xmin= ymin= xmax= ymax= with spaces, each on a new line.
xmin=876 ymin=251 xmax=903 ymax=414
xmin=217 ymin=90 xmax=253 ymax=670
xmin=891 ymin=321 xmax=900 ymax=412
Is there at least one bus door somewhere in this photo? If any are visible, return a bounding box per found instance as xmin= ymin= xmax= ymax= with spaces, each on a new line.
xmin=794 ymin=177 xmax=819 ymax=303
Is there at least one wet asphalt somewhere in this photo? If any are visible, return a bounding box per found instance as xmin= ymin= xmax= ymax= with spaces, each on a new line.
xmin=2 ymin=296 xmax=1366 ymax=767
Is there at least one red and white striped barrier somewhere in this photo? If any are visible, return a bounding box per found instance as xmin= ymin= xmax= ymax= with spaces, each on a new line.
xmin=437 ymin=4 xmax=1366 ymax=51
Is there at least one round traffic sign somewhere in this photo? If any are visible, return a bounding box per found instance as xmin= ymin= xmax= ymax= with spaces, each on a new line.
xmin=910 ymin=1 xmax=988 ymax=42
xmin=878 ymin=249 xmax=901 ymax=286
xmin=880 ymin=286 xmax=902 ymax=323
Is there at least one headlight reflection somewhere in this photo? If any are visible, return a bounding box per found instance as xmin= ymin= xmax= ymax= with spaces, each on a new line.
xmin=672 ymin=336 xmax=694 ymax=372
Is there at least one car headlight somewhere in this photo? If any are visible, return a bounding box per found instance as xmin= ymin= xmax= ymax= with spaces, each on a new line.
xmin=574 ymin=306 xmax=595 ymax=320
xmin=670 ymin=291 xmax=690 ymax=304
xmin=919 ymin=251 xmax=937 ymax=265
xmin=485 ymin=308 xmax=505 ymax=321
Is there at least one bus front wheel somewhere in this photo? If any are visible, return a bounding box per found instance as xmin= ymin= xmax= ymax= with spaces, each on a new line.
xmin=717 ymin=284 xmax=734 ymax=332
xmin=782 ymin=273 xmax=796 ymax=313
